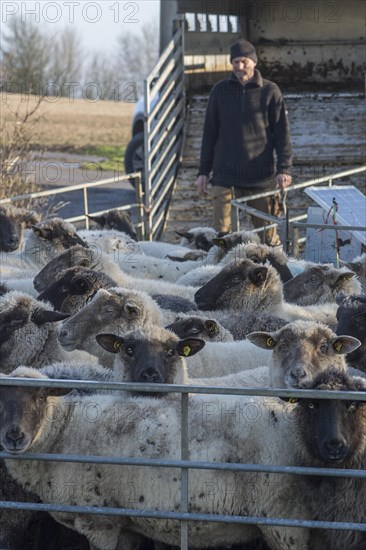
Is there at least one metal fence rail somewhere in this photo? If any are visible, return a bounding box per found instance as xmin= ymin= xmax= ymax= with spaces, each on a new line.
xmin=0 ymin=375 xmax=365 ymax=549
xmin=0 ymin=172 xmax=146 ymax=239
xmin=231 ymin=166 xmax=366 ymax=254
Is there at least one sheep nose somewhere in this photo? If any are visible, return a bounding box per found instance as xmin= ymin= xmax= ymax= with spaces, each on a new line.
xmin=7 ymin=235 xmax=19 ymax=246
xmin=6 ymin=427 xmax=25 ymax=447
xmin=58 ymin=326 xmax=71 ymax=341
xmin=325 ymin=438 xmax=346 ymax=455
xmin=4 ymin=236 xmax=20 ymax=251
xmin=140 ymin=369 xmax=160 ymax=383
xmin=292 ymin=366 xmax=307 ymax=379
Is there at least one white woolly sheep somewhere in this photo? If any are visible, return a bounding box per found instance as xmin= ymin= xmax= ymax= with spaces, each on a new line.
xmin=86 ymin=209 xmax=138 ymax=241
xmin=0 ymin=291 xmax=95 ymax=372
xmin=176 ymin=226 xmax=220 ymax=251
xmin=0 ymin=366 xmax=313 ymax=550
xmin=0 ymin=218 xmax=88 ymax=295
xmin=283 ymin=264 xmax=361 ymax=305
xmin=194 ymin=258 xmax=339 ymax=327
xmin=97 ymin=325 xmax=204 ymax=391
xmin=58 ymin=287 xmax=165 ymax=368
xmin=176 ymin=241 xmax=294 ymax=288
xmin=247 ymin=320 xmax=361 ymax=388
xmin=33 ymin=245 xmax=199 ymax=301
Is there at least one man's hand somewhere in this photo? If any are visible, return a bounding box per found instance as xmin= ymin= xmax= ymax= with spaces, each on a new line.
xmin=195 ymin=175 xmax=210 ymax=196
xmin=275 ymin=173 xmax=292 ymax=190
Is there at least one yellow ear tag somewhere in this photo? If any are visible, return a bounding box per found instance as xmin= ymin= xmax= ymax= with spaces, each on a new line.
xmin=266 ymin=337 xmax=275 ymax=348
xmin=114 ymin=341 xmax=121 ymax=351
xmin=35 ymin=230 xmax=41 ymax=236
xmin=288 ymin=398 xmax=299 ymax=404
xmin=183 ymin=345 xmax=191 ymax=357
xmin=344 ymin=274 xmax=353 ymax=280
xmin=334 ymin=342 xmax=343 ymax=352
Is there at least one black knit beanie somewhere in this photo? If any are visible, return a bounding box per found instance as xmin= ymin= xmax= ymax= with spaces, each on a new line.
xmin=230 ymin=39 xmax=258 ymax=63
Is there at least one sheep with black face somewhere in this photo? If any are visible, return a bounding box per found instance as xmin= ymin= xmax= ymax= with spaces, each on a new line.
xmin=336 ymin=294 xmax=366 ymax=372
xmin=37 ymin=266 xmax=117 ymax=314
xmin=0 ymin=203 xmax=40 ymax=252
xmin=294 ymin=368 xmax=366 ymax=550
xmin=194 ymin=258 xmax=338 ymax=327
xmin=97 ymin=325 xmax=205 ymax=393
xmin=283 ymin=264 xmax=361 ymax=306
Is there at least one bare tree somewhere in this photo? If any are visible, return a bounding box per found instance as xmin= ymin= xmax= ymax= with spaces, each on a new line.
xmin=114 ymin=22 xmax=159 ymax=96
xmin=1 ymin=17 xmax=51 ymax=94
xmin=47 ymin=27 xmax=84 ymax=97
xmin=84 ymin=52 xmax=120 ymax=100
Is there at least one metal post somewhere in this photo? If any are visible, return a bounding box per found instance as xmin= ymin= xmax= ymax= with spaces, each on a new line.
xmin=83 ymin=187 xmax=89 ymax=229
xmin=135 ymin=174 xmax=145 ymax=240
xmin=143 ymin=79 xmax=152 ymax=240
xmin=180 ymin=392 xmax=189 ymax=550
xmin=293 ymin=224 xmax=299 ymax=258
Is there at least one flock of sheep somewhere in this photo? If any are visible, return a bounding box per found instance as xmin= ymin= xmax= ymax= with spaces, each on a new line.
xmin=0 ymin=203 xmax=365 ymax=550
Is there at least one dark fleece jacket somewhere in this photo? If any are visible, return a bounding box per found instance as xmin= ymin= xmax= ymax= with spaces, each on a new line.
xmin=198 ymin=69 xmax=292 ymax=188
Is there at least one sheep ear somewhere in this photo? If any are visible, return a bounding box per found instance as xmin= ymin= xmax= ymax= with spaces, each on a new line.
xmin=177 ymin=338 xmax=205 ymax=357
xmin=175 ymin=230 xmax=193 ymax=242
xmin=124 ymin=302 xmax=141 ymax=319
xmin=204 ymin=320 xmax=218 ymax=336
xmin=87 ymin=214 xmax=106 ymax=227
xmin=337 ymin=272 xmax=355 ymax=282
xmin=249 ymin=267 xmax=268 ymax=286
xmin=31 ymin=224 xmax=49 ymax=239
xmin=96 ymin=333 xmax=124 ymax=353
xmin=331 ymin=336 xmax=361 ymax=354
xmin=32 ymin=309 xmax=70 ymax=325
xmin=21 ymin=210 xmax=40 ymax=226
xmin=78 ymin=258 xmax=91 ymax=268
xmin=247 ymin=332 xmax=277 ymax=349
xmin=212 ymin=238 xmax=228 ymax=250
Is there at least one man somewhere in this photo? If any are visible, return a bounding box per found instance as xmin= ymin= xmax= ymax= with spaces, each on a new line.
xmin=195 ymin=39 xmax=292 ymax=245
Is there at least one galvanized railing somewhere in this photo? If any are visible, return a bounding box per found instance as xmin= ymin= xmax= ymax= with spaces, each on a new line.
xmin=143 ymin=17 xmax=186 ymax=240
xmin=0 ymin=172 xmax=146 ymax=239
xmin=231 ymin=166 xmax=366 ymax=254
xmin=0 ymin=375 xmax=365 ymax=550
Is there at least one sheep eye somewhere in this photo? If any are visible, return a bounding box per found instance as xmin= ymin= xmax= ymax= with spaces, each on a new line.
xmin=125 ymin=346 xmax=134 ymax=356
xmin=319 ymin=343 xmax=328 ymax=353
xmin=167 ymin=349 xmax=175 ymax=357
xmin=73 ymin=278 xmax=89 ymax=292
xmin=307 ymin=403 xmax=315 ymax=410
xmin=310 ymin=276 xmax=319 ymax=284
xmin=10 ymin=317 xmax=26 ymax=327
xmin=348 ymin=402 xmax=357 ymax=412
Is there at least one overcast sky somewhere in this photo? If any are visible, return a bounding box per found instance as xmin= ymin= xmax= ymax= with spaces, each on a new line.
xmin=1 ymin=1 xmax=160 ymax=53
